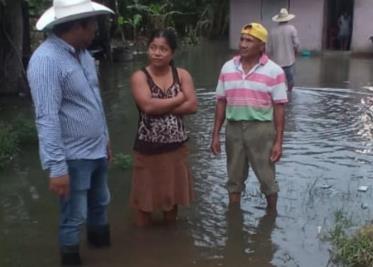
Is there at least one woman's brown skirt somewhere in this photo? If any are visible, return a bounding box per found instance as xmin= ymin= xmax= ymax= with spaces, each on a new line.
xmin=130 ymin=145 xmax=194 ymax=212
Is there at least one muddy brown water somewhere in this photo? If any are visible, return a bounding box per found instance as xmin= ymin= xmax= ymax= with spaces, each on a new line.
xmin=1 ymin=42 xmax=373 ymax=267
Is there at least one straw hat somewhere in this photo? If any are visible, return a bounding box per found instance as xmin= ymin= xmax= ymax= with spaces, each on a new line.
xmin=36 ymin=0 xmax=114 ymax=31
xmin=272 ymin=8 xmax=295 ymax=22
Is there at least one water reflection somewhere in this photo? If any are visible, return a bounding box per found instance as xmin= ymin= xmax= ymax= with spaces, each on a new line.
xmin=189 ymin=86 xmax=373 ymax=267
xmin=224 ymin=206 xmax=277 ymax=267
xmin=320 ymin=55 xmax=350 ymax=88
xmin=1 ymin=42 xmax=373 ymax=266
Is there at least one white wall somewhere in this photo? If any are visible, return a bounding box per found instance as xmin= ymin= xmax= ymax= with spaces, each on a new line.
xmin=230 ymin=0 xmax=372 ymax=53
xmin=290 ymin=0 xmax=325 ymax=51
xmin=229 ymin=0 xmax=261 ymax=49
xmin=351 ymin=0 xmax=373 ymax=53
xmin=261 ymin=0 xmax=289 ymax=29
xmin=230 ymin=0 xmax=325 ymax=52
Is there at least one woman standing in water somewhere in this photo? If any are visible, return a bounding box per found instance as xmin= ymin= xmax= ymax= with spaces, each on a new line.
xmin=129 ymin=29 xmax=197 ymax=226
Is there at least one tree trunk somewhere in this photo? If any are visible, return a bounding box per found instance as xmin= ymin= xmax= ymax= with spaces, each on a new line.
xmin=22 ymin=1 xmax=31 ymax=66
xmin=97 ymin=0 xmax=115 ymax=61
xmin=0 ymin=0 xmax=28 ymax=96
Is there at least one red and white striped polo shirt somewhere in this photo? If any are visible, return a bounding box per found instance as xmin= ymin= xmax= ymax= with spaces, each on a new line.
xmin=216 ymin=54 xmax=288 ymax=121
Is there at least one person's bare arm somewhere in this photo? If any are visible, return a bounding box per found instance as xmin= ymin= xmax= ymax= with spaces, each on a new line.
xmin=171 ymin=68 xmax=198 ymax=115
xmin=270 ymin=103 xmax=285 ymax=162
xmin=210 ymin=99 xmax=226 ymax=155
xmin=130 ymin=70 xmax=185 ymax=115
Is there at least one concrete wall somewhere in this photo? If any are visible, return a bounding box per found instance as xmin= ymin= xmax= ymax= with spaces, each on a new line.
xmin=351 ymin=0 xmax=373 ymax=53
xmin=290 ymin=0 xmax=325 ymax=51
xmin=261 ymin=0 xmax=289 ymax=29
xmin=230 ymin=0 xmax=325 ymax=52
xmin=230 ymin=0 xmax=372 ymax=53
xmin=229 ymin=0 xmax=261 ymax=49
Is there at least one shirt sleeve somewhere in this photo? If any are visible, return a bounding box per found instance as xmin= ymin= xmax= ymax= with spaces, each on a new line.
xmin=27 ymin=56 xmax=68 ymax=178
xmin=292 ymin=26 xmax=300 ymax=50
xmin=271 ymin=71 xmax=288 ymax=104
xmin=86 ymin=51 xmax=110 ymax=147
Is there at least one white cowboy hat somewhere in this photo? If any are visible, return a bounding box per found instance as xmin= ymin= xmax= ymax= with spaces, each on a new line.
xmin=272 ymin=8 xmax=295 ymax=22
xmin=36 ymin=0 xmax=114 ymax=31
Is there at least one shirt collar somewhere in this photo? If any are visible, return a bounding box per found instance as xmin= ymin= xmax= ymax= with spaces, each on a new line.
xmin=233 ymin=54 xmax=269 ymax=67
xmin=49 ymin=34 xmax=80 ymax=56
xmin=233 ymin=54 xmax=269 ymax=76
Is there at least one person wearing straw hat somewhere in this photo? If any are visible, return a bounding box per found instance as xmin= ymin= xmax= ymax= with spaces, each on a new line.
xmin=211 ymin=22 xmax=288 ymax=213
xmin=27 ymin=0 xmax=114 ymax=265
xmin=267 ymin=8 xmax=300 ymax=92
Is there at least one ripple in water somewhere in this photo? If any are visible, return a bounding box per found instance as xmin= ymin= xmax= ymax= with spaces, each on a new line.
xmin=186 ymin=87 xmax=373 ymax=266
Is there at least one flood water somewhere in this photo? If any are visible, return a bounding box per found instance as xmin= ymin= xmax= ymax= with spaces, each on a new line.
xmin=1 ymin=42 xmax=373 ymax=267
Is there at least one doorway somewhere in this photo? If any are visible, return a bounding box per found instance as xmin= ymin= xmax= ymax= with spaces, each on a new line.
xmin=325 ymin=0 xmax=354 ymax=50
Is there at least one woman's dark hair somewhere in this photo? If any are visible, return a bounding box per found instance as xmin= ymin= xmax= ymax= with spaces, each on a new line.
xmin=147 ymin=28 xmax=178 ymax=52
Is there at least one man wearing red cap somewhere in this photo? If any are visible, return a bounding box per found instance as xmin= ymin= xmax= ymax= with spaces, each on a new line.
xmin=210 ymin=23 xmax=288 ymax=213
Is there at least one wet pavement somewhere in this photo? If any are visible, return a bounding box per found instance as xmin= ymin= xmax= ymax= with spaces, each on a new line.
xmin=1 ymin=42 xmax=373 ymax=266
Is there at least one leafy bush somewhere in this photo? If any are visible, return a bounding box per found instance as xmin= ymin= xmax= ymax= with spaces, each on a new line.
xmin=28 ymin=0 xmax=51 ymax=16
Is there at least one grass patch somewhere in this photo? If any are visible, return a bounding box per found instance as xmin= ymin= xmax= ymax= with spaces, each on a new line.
xmin=327 ymin=210 xmax=373 ymax=267
xmin=0 ymin=116 xmax=37 ymax=170
xmin=12 ymin=115 xmax=37 ymax=144
xmin=0 ymin=123 xmax=19 ymax=170
xmin=112 ymin=153 xmax=133 ymax=170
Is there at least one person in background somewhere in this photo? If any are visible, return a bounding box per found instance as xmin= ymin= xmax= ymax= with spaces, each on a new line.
xmin=338 ymin=11 xmax=351 ymax=50
xmin=27 ymin=0 xmax=114 ymax=265
xmin=210 ymin=22 xmax=287 ymax=213
xmin=129 ymin=28 xmax=197 ymax=227
xmin=267 ymin=8 xmax=300 ymax=92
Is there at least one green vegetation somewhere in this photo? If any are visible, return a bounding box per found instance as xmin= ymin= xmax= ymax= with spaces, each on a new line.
xmin=0 ymin=115 xmax=134 ymax=171
xmin=0 ymin=123 xmax=19 ymax=170
xmin=1 ymin=0 xmax=228 ymax=95
xmin=327 ymin=211 xmax=373 ymax=267
xmin=27 ymin=0 xmax=228 ymax=42
xmin=27 ymin=0 xmax=51 ymax=17
xmin=0 ymin=116 xmax=37 ymax=170
xmin=113 ymin=153 xmax=133 ymax=170
xmin=12 ymin=115 xmax=38 ymax=144
xmin=117 ymin=0 xmax=228 ymax=43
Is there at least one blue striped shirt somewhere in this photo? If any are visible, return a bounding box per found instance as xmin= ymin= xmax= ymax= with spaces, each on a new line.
xmin=27 ymin=35 xmax=109 ymax=178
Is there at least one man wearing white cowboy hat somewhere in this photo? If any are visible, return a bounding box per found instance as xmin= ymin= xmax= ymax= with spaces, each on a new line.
xmin=267 ymin=8 xmax=300 ymax=91
xmin=27 ymin=0 xmax=114 ymax=265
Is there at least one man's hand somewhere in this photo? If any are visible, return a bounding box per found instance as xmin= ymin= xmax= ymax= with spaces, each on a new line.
xmin=210 ymin=135 xmax=221 ymax=155
xmin=107 ymin=142 xmax=113 ymax=163
xmin=270 ymin=141 xmax=282 ymax=163
xmin=49 ymin=175 xmax=70 ymax=198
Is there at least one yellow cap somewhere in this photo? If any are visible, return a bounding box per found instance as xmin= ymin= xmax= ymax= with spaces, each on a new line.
xmin=240 ymin=22 xmax=268 ymax=43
